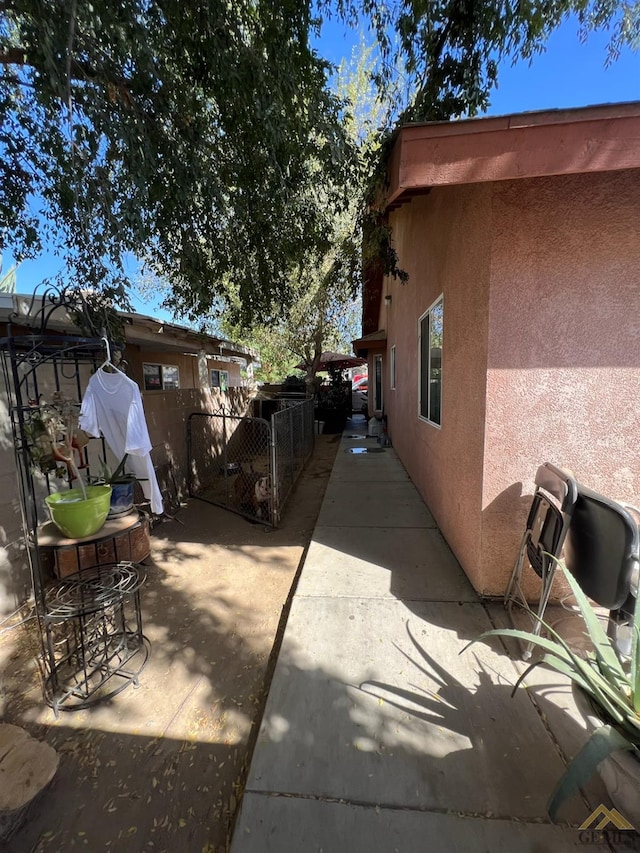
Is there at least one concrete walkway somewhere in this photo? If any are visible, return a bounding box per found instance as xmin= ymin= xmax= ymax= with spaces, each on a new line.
xmin=231 ymin=420 xmax=616 ymax=852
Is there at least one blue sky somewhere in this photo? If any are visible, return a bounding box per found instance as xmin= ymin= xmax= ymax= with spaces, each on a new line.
xmin=320 ymin=12 xmax=640 ymax=114
xmin=6 ymin=13 xmax=639 ymax=322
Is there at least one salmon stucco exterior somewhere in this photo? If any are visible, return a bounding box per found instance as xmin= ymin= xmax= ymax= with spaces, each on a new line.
xmin=356 ymin=103 xmax=640 ymax=600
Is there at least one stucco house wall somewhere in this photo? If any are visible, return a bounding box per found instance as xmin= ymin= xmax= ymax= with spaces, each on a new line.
xmin=384 ymin=184 xmax=491 ymax=583
xmin=482 ymin=168 xmax=640 ymax=596
xmin=366 ymin=104 xmax=640 ymax=599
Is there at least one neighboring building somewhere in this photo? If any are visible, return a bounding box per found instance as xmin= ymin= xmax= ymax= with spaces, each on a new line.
xmin=118 ymin=311 xmax=252 ymax=393
xmin=0 ymin=293 xmax=257 ymax=614
xmin=116 ymin=311 xmax=256 ymax=489
xmin=354 ymin=102 xmax=640 ymax=600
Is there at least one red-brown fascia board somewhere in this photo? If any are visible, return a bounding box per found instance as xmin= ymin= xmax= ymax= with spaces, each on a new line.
xmin=386 ymin=102 xmax=640 ymax=207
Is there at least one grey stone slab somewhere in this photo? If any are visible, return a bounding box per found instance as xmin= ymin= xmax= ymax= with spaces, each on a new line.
xmin=246 ymin=597 xmax=587 ymax=822
xmin=297 ymin=526 xmax=476 ymax=602
xmin=317 ymin=482 xmax=435 ymax=528
xmin=232 ymin=794 xmax=614 ymax=853
xmin=485 ymin=603 xmax=615 ymax=811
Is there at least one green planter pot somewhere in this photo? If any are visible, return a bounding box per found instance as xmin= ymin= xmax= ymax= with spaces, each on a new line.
xmin=45 ymin=485 xmax=112 ymax=539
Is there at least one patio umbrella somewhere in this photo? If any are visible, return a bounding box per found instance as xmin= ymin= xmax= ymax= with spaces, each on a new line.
xmin=295 ymin=351 xmax=366 ymax=371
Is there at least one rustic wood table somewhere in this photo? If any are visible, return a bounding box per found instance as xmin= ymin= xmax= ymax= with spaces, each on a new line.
xmin=38 ymin=510 xmax=151 ymax=579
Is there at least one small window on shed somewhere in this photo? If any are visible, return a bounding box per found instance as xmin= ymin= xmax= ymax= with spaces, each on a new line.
xmin=143 ymin=363 xmax=180 ymax=391
xmin=211 ymin=369 xmax=229 ymax=391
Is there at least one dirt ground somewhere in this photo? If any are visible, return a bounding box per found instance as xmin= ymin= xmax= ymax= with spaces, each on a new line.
xmin=0 ymin=434 xmax=341 ymax=852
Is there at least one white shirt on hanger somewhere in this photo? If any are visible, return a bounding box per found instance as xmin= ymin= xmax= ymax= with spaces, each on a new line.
xmin=79 ymin=369 xmax=164 ymax=515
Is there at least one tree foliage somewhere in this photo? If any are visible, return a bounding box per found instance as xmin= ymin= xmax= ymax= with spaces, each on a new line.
xmin=221 ymin=281 xmax=361 ymax=384
xmin=0 ymin=0 xmax=354 ymax=320
xmin=218 ymin=192 xmax=363 ymax=384
xmin=330 ymin=1 xmax=640 ymax=123
xmin=220 ymin=40 xmax=384 ymax=383
xmin=1 ymin=1 xmax=638 ymax=331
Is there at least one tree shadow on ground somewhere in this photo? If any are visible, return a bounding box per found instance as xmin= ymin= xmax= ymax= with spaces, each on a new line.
xmin=0 ymin=435 xmax=340 ymax=852
xmin=239 ymin=619 xmax=618 ymax=837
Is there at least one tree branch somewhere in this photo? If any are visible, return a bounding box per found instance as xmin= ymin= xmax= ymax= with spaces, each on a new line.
xmin=0 ymin=47 xmax=30 ymax=66
xmin=66 ymin=0 xmax=78 ymax=112
xmin=0 ymin=47 xmax=129 ymax=90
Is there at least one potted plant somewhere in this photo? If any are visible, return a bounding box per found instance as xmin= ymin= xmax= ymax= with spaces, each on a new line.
xmin=92 ymin=454 xmax=146 ymax=517
xmin=37 ymin=393 xmax=112 ymax=538
xmin=26 ymin=393 xmax=89 ymax=481
xmin=467 ymin=561 xmax=640 ymax=823
xmin=315 ymin=370 xmax=350 ymax=434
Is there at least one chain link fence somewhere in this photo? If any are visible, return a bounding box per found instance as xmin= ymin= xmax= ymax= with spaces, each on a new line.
xmin=187 ymin=398 xmax=314 ymax=526
xmin=271 ymin=397 xmax=315 ymax=522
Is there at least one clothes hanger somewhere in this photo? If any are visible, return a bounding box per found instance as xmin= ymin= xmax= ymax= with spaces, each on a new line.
xmin=98 ymin=336 xmax=127 ymax=375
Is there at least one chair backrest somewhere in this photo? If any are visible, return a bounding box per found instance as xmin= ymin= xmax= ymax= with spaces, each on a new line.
xmin=524 ymin=463 xmax=578 ymax=577
xmin=563 ymin=483 xmax=639 ymax=611
xmin=534 ymin=462 xmax=579 ymax=511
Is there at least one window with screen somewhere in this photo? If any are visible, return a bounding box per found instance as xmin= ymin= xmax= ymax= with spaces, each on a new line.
xmin=419 ymin=296 xmax=443 ymax=426
xmin=211 ymin=369 xmax=229 ymax=391
xmin=143 ymin=363 xmax=180 ymax=391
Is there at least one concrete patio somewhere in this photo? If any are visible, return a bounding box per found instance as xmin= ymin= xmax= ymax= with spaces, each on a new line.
xmin=231 ymin=418 xmax=629 ymax=852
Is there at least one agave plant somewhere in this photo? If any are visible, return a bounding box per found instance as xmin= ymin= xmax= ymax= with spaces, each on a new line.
xmin=467 ymin=560 xmax=640 ymax=820
xmin=93 ymin=453 xmax=145 ymax=485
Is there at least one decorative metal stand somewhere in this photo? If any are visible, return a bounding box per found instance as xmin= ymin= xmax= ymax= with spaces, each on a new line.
xmin=0 ymin=286 xmax=150 ymax=713
xmin=43 ymin=562 xmax=149 ymax=713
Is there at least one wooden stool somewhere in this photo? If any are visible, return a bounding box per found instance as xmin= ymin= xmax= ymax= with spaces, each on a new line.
xmin=0 ymin=724 xmax=58 ymax=840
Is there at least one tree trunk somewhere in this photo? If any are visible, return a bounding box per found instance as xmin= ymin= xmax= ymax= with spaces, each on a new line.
xmin=0 ymin=724 xmax=59 ymax=840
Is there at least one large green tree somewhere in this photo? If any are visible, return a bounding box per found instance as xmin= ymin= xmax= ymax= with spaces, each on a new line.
xmin=219 ymin=41 xmax=386 ymax=384
xmin=1 ymin=1 xmax=637 ymax=328
xmin=0 ymin=0 xmax=353 ymax=320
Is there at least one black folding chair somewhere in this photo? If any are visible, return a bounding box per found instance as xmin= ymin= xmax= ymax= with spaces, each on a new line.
xmin=563 ymin=484 xmax=639 ymax=657
xmin=504 ymin=463 xmax=578 ymax=658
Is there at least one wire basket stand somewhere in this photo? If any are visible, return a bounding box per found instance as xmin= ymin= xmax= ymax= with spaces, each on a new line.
xmin=0 ymin=286 xmax=150 ymax=713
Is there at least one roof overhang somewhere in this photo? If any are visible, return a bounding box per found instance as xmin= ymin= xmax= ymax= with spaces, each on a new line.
xmin=387 ymin=101 xmax=640 ymax=208
xmin=0 ymin=296 xmax=256 ymax=364
xmin=352 ymin=329 xmax=387 ymax=358
xmin=120 ymin=312 xmax=256 ymax=362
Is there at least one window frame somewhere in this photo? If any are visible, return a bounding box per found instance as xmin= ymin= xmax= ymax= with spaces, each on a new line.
xmin=390 ymin=344 xmax=396 ymax=391
xmin=418 ymin=295 xmax=443 ymax=428
xmin=373 ymin=354 xmax=383 ymax=412
xmin=210 ymin=368 xmax=229 ymax=391
xmin=143 ymin=362 xmax=180 ymax=391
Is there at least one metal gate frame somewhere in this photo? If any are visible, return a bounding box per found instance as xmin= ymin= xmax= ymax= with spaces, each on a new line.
xmin=187 ymin=398 xmax=314 ymax=526
xmin=270 ymin=398 xmax=315 ymax=524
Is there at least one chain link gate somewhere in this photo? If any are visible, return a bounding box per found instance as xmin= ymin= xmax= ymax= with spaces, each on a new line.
xmin=271 ymin=398 xmax=315 ymax=522
xmin=187 ymin=398 xmax=314 ymax=526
